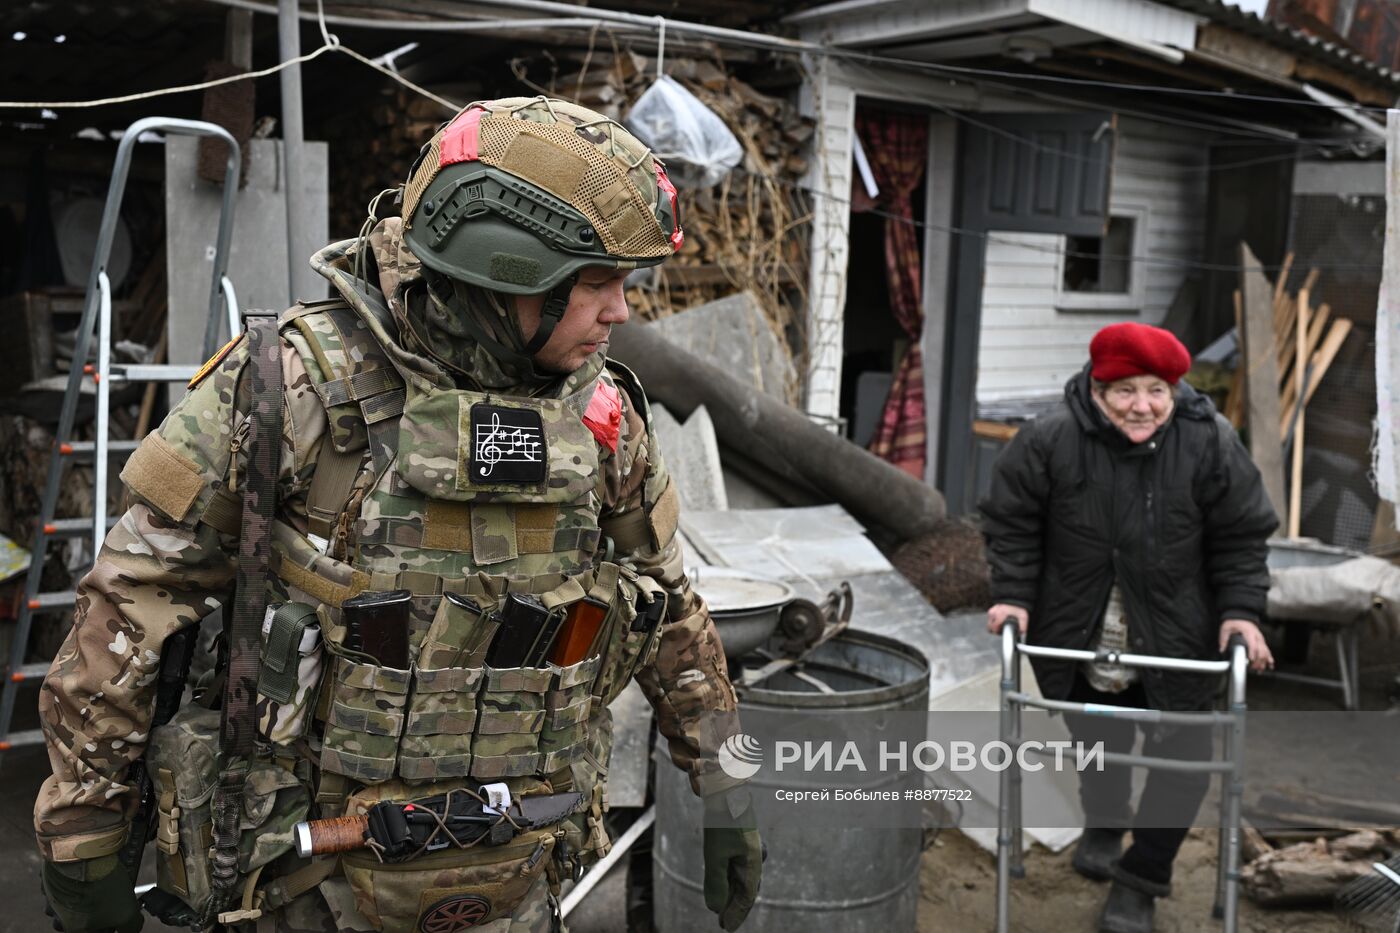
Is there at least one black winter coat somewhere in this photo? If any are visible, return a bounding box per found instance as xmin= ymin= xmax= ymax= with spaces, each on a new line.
xmin=979 ymin=366 xmax=1279 ymax=710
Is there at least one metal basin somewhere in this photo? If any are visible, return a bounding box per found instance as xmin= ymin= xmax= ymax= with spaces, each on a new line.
xmin=689 ymin=565 xmax=794 ymax=659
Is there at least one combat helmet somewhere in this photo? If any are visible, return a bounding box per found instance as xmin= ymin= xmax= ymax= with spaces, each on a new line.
xmin=401 ymin=96 xmax=683 ymax=354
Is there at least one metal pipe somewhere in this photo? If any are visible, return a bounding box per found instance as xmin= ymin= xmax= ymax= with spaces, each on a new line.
xmin=1015 ymin=643 xmax=1232 ymax=673
xmin=1006 ymin=693 xmax=1235 ymax=725
xmin=1009 ymin=639 xmax=1024 ymax=879
xmin=994 ymin=622 xmax=1016 ymax=933
xmin=222 ymin=275 xmax=241 ymax=343
xmin=1223 ymin=641 xmax=1248 ymax=933
xmin=560 ymin=806 xmax=655 ymax=917
xmin=94 ymin=272 xmax=112 ymax=557
xmin=207 ymin=0 xmax=608 ymax=32
xmin=1302 ymin=83 xmax=1388 ymax=141
xmin=278 ymin=0 xmax=308 ymax=305
xmin=202 ymin=135 xmax=242 ymax=358
xmin=1097 ymin=750 xmax=1234 ymax=774
xmin=202 ymin=0 xmax=807 ymax=52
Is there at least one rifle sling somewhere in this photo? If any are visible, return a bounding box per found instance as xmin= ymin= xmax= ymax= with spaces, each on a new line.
xmin=206 ymin=313 xmax=283 ymax=925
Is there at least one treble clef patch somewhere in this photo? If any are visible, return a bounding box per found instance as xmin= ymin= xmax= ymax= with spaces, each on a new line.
xmin=469 ymin=403 xmax=547 ymax=485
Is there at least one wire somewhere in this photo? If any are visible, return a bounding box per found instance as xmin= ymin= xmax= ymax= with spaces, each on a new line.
xmin=0 ymin=3 xmax=1380 ymax=277
xmin=0 ymin=38 xmax=462 ymax=114
xmin=918 ymin=101 xmax=1348 ymax=175
xmin=740 ymin=166 xmax=1383 ymax=275
xmin=196 ymin=0 xmax=1399 ymax=115
xmin=0 ymin=42 xmax=338 ymax=109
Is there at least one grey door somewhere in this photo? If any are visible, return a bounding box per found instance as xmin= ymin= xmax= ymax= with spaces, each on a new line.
xmin=940 ymin=112 xmax=1114 ymax=514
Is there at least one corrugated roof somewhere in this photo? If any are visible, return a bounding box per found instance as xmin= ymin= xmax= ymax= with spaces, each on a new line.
xmin=1162 ymin=0 xmax=1400 ymax=86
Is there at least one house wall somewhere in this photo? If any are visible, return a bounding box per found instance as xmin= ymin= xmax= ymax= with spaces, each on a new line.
xmin=974 ymin=116 xmax=1210 ymax=402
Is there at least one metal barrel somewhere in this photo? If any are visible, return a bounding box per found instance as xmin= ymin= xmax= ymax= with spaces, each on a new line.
xmin=653 ymin=629 xmax=930 ymax=932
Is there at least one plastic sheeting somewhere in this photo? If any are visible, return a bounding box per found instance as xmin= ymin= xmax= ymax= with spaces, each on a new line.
xmin=1269 ymin=555 xmax=1400 ymax=635
xmin=627 ymin=76 xmax=742 ymax=189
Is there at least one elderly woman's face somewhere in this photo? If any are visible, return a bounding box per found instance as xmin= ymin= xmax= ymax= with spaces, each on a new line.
xmin=1092 ymin=375 xmax=1174 ymax=444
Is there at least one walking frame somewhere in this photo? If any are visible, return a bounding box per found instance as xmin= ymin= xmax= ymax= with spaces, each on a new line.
xmin=994 ymin=625 xmax=1250 ymax=933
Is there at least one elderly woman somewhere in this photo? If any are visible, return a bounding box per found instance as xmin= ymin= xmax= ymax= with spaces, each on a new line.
xmin=979 ymin=322 xmax=1277 ymax=933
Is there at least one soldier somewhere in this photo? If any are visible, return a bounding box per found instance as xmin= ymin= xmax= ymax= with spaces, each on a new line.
xmin=35 ymin=96 xmax=762 ymax=933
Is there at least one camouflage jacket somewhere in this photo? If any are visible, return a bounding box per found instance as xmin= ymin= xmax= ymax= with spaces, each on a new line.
xmin=34 ymin=228 xmax=740 ymax=862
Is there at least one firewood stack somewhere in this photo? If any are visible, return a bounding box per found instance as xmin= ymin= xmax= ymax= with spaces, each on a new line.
xmin=548 ymin=48 xmax=814 ymax=350
xmin=325 ymin=85 xmax=478 ymax=239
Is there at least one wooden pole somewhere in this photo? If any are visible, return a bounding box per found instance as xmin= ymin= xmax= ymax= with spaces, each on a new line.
xmin=1288 ymin=290 xmax=1308 ymax=537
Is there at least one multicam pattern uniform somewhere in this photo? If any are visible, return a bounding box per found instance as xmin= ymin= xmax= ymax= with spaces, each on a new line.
xmin=33 ymin=223 xmax=741 ymax=929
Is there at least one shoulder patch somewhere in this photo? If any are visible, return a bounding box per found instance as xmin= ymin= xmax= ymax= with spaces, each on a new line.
xmin=188 ymin=335 xmax=242 ymax=389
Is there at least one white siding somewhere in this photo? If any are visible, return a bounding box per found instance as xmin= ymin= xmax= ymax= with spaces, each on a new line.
xmin=974 ymin=117 xmax=1209 ymax=402
xmin=799 ymin=55 xmax=857 ymax=422
xmin=798 ymin=59 xmax=981 ymax=423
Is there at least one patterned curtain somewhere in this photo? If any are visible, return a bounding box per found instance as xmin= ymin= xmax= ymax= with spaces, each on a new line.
xmin=858 ymin=108 xmax=929 ymax=479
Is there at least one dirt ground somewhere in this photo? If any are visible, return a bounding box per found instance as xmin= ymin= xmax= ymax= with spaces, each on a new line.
xmin=916 ymin=828 xmax=1347 ymax=933
xmin=914 ymin=620 xmax=1400 ymax=933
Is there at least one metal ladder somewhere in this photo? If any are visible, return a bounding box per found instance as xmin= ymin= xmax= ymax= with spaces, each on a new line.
xmin=0 ymin=117 xmax=242 ymax=762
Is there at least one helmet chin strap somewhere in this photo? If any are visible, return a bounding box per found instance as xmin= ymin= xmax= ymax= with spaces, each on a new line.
xmin=523 ymin=274 xmax=578 ymax=356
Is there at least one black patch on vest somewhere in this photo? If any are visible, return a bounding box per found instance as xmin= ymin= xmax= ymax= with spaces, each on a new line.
xmin=469 ymin=403 xmax=546 ymax=484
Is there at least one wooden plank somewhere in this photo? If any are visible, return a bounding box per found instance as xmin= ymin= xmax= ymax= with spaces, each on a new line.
xmin=973 ymin=420 xmax=1020 ymax=442
xmin=1239 ymin=242 xmax=1288 ymax=522
xmin=1279 ymin=302 xmax=1330 ymax=414
xmin=1288 ymin=290 xmax=1309 ymax=538
xmin=1279 ymin=319 xmax=1354 ymax=436
xmin=1272 ymin=251 xmax=1295 ymax=308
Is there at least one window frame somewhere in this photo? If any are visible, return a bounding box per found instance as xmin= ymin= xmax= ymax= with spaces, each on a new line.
xmin=1053 ymin=204 xmax=1150 ymax=313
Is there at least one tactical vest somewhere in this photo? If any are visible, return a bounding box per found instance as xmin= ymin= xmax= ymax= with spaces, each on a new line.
xmin=148 ymin=289 xmax=664 ymax=931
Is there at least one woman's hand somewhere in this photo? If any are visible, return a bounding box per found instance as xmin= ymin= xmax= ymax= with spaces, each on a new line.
xmin=987 ymin=604 xmax=1029 ymax=636
xmin=1218 ymin=619 xmax=1274 ymax=672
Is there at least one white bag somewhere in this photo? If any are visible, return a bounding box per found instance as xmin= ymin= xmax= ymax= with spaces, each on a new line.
xmin=626 ymin=76 xmax=743 ymax=189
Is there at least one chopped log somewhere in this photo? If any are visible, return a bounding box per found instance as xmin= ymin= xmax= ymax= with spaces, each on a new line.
xmin=1241 ymin=831 xmax=1389 ymax=907
xmin=1242 ymin=820 xmax=1274 ymax=863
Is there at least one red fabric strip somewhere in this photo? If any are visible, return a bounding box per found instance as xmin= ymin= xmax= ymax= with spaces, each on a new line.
xmin=584 ymin=380 xmax=623 ymax=453
xmin=654 ymin=162 xmax=684 ymax=251
xmin=440 ymin=108 xmax=484 ymax=166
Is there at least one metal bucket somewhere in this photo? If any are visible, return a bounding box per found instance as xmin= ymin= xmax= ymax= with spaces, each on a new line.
xmin=653 ymin=629 xmax=930 ymax=933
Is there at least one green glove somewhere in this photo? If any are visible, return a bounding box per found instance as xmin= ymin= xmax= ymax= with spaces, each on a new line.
xmin=702 ymin=791 xmax=764 ymax=931
xmin=41 ymin=855 xmax=143 ymax=933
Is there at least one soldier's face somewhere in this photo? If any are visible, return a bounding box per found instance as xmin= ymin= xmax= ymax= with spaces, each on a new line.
xmin=515 ymin=267 xmax=631 ymax=373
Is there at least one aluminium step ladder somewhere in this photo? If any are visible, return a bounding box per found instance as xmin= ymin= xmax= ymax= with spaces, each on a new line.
xmin=0 ymin=117 xmax=243 ymax=763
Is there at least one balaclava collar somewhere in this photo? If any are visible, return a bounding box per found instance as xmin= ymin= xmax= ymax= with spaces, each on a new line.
xmin=367 ymin=217 xmax=603 ymax=395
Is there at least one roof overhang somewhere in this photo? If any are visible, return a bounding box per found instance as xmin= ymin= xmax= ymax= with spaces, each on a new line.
xmin=786 ymin=0 xmax=1400 ymax=105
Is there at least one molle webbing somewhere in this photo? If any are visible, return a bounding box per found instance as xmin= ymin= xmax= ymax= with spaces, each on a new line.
xmin=305 ymin=444 xmax=367 ymax=540
xmin=287 ymin=300 xmax=405 ymax=454
xmin=311 ymin=367 xmax=401 ymax=409
xmin=356 ymin=499 xmax=600 ymax=559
